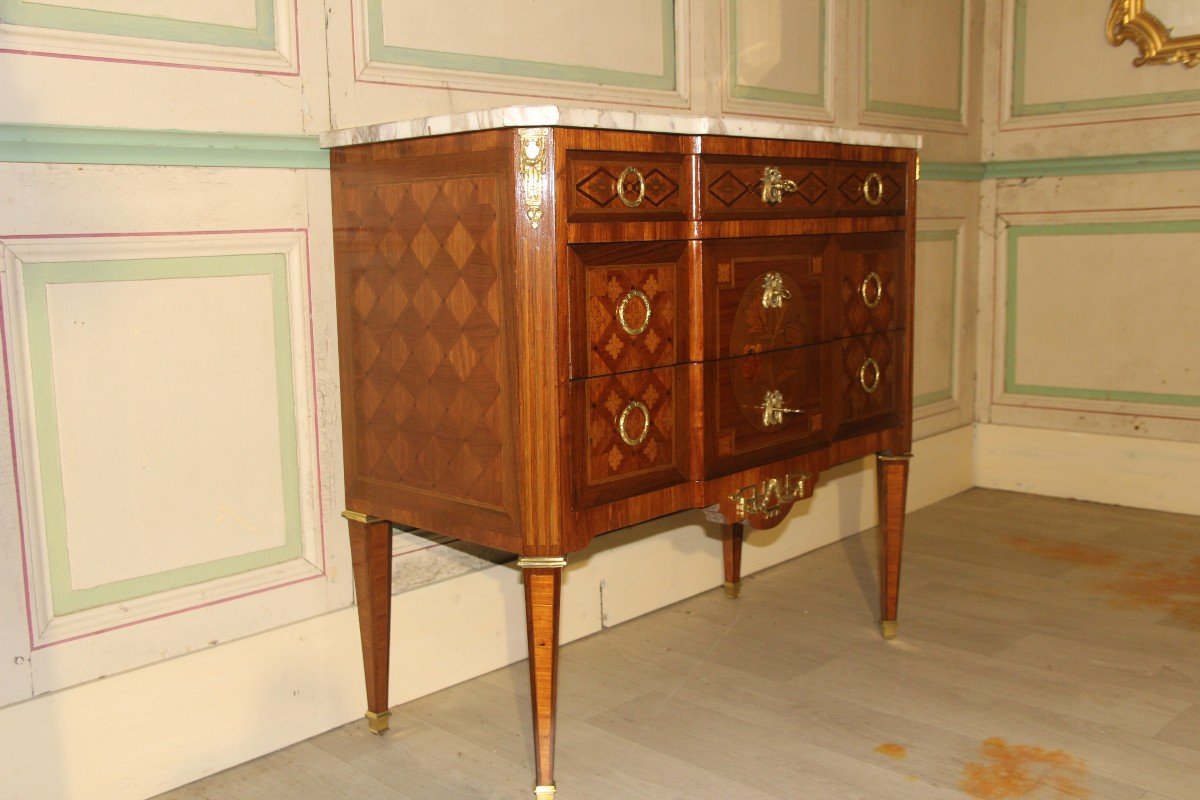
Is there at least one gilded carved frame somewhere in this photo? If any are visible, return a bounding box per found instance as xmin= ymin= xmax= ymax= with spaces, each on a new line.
xmin=1107 ymin=0 xmax=1200 ymax=67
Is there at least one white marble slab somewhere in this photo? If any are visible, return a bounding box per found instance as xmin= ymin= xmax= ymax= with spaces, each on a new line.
xmin=319 ymin=105 xmax=922 ymax=150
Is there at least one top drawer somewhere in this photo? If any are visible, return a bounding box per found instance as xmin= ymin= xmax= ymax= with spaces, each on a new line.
xmin=565 ymin=150 xmax=689 ymax=222
xmin=698 ymin=156 xmax=909 ymax=220
xmin=699 ymin=156 xmax=832 ymax=219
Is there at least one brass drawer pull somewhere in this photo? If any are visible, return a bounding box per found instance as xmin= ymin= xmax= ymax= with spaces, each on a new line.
xmin=863 ymin=172 xmax=885 ymax=206
xmin=757 ymin=389 xmax=805 ymax=427
xmin=616 ymin=288 xmax=652 ymax=335
xmin=616 ymin=166 xmax=646 ymax=208
xmin=761 ymin=271 xmax=791 ymax=309
xmin=860 ymin=271 xmax=883 ymax=308
xmin=617 ymin=400 xmax=650 ymax=446
xmin=859 ymin=357 xmax=881 ymax=393
xmin=760 ymin=166 xmax=798 ymax=205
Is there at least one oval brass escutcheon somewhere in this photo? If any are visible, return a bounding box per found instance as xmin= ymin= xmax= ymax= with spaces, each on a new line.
xmin=616 ymin=166 xmax=646 ymax=208
xmin=858 ymin=357 xmax=881 ymax=394
xmin=616 ymin=288 xmax=652 ymax=336
xmin=617 ymin=400 xmax=650 ymax=446
xmin=862 ymin=172 xmax=885 ymax=206
xmin=860 ymin=271 xmax=883 ymax=309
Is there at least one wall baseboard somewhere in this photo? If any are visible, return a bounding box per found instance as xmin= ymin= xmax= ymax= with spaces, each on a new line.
xmin=974 ymin=423 xmax=1200 ymax=516
xmin=0 ymin=426 xmax=973 ymax=800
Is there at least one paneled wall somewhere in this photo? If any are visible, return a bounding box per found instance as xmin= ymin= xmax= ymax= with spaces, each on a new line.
xmin=0 ymin=3 xmax=980 ymax=798
xmin=973 ymin=1 xmax=1200 ymax=514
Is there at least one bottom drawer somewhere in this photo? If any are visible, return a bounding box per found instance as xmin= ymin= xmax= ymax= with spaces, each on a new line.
xmin=705 ymin=344 xmax=831 ymax=478
xmin=572 ymin=365 xmax=692 ymax=508
xmin=834 ymin=332 xmax=901 ymax=438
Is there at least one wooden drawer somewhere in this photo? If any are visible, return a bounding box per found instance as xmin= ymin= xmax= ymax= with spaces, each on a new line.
xmin=565 ymin=150 xmax=688 ymax=222
xmin=698 ymin=156 xmax=832 ymax=219
xmin=573 ymin=365 xmax=691 ymax=508
xmin=704 ymin=344 xmax=831 ymax=478
xmin=833 ymin=332 xmax=902 ymax=438
xmin=831 ymin=161 xmax=906 ymax=215
xmin=831 ymin=232 xmax=905 ymax=337
xmin=570 ymin=241 xmax=689 ymax=378
xmin=704 ymin=236 xmax=831 ymax=361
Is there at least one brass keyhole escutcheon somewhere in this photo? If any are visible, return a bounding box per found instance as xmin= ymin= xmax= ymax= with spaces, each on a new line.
xmin=616 ymin=166 xmax=646 ymax=208
xmin=860 ymin=271 xmax=883 ymax=309
xmin=859 ymin=357 xmax=881 ymax=394
xmin=757 ymin=389 xmax=805 ymax=427
xmin=616 ymin=289 xmax=652 ymax=336
xmin=617 ymin=400 xmax=650 ymax=446
xmin=862 ymin=172 xmax=885 ymax=206
xmin=760 ymin=271 xmax=791 ymax=309
xmin=760 ymin=166 xmax=799 ymax=205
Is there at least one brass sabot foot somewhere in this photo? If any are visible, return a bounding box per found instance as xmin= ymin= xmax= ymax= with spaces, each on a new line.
xmin=534 ymin=785 xmax=556 ymax=798
xmin=365 ymin=709 xmax=391 ymax=734
xmin=723 ymin=580 xmax=741 ymax=599
xmin=880 ymin=620 xmax=898 ymax=639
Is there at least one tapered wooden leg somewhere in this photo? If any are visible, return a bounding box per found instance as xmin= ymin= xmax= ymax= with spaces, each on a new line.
xmin=722 ymin=522 xmax=744 ymax=598
xmin=876 ymin=454 xmax=912 ymax=639
xmin=521 ymin=558 xmax=564 ymax=798
xmin=344 ymin=511 xmax=393 ymax=733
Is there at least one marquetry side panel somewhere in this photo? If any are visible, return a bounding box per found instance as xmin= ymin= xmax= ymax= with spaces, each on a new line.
xmin=334 ymin=157 xmax=521 ymax=534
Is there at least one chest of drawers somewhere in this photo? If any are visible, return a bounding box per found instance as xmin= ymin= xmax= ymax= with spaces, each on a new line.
xmin=327 ymin=110 xmax=918 ymax=798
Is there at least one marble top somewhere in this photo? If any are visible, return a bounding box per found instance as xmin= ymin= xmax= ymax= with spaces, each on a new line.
xmin=319 ymin=105 xmax=922 ymax=150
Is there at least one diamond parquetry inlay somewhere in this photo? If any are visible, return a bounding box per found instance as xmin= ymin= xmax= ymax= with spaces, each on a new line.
xmin=342 ymin=177 xmax=509 ymax=508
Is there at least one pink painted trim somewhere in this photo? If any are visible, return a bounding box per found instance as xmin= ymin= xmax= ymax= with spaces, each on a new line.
xmin=31 ymin=572 xmax=324 ymax=650
xmin=1000 ymin=204 xmax=1200 ymax=217
xmin=0 ymin=0 xmax=303 ymax=77
xmin=301 ymin=229 xmax=328 ymax=571
xmin=1 ymin=227 xmax=330 ymax=649
xmin=0 ymin=46 xmax=298 ymax=76
xmin=0 ymin=295 xmax=37 ymax=649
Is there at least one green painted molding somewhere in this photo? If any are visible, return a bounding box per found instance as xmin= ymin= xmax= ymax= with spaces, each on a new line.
xmin=985 ymin=150 xmax=1200 ymax=179
xmin=922 ymin=161 xmax=986 ymax=182
xmin=863 ymin=0 xmax=965 ymax=123
xmin=913 ymin=228 xmax=960 ymax=408
xmin=0 ymin=0 xmax=276 ymax=50
xmin=923 ymin=149 xmax=1200 ymax=182
xmin=727 ymin=0 xmax=826 ymax=109
xmin=0 ymin=125 xmax=329 ymax=169
xmin=23 ymin=255 xmax=304 ymax=614
xmin=1011 ymin=0 xmax=1200 ymax=116
xmin=1004 ymin=221 xmax=1200 ymax=408
xmin=365 ymin=0 xmax=676 ymax=91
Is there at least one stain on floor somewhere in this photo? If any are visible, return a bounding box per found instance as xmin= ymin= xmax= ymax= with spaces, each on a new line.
xmin=874 ymin=742 xmax=907 ymax=759
xmin=960 ymin=737 xmax=1089 ymax=799
xmin=1098 ymin=556 xmax=1200 ymax=627
xmin=1005 ymin=537 xmax=1200 ymax=630
xmin=1005 ymin=537 xmax=1122 ymax=567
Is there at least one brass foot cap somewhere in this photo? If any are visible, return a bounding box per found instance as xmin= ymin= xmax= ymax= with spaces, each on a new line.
xmin=881 ymin=620 xmax=898 ymax=639
xmin=723 ymin=581 xmax=741 ymax=599
xmin=534 ymin=785 xmax=556 ymax=798
xmin=365 ymin=710 xmax=391 ymax=734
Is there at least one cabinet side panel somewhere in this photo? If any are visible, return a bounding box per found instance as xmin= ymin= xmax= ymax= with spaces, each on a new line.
xmin=332 ymin=146 xmax=522 ymax=546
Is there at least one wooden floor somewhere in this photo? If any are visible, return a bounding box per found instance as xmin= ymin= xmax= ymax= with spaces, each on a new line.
xmin=158 ymin=489 xmax=1200 ymax=800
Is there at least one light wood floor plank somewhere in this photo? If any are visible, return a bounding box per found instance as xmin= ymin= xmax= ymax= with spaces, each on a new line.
xmin=155 ymin=489 xmax=1200 ymax=800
